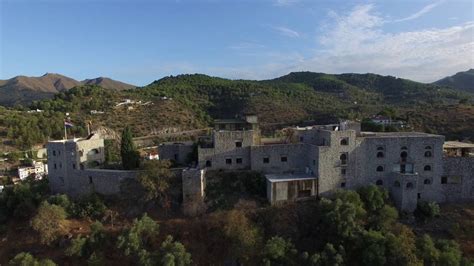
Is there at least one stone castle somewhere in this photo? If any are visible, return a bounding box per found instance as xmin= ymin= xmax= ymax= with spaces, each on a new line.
xmin=47 ymin=115 xmax=474 ymax=212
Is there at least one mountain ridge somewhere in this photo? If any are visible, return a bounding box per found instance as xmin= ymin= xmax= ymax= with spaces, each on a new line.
xmin=0 ymin=73 xmax=136 ymax=106
xmin=433 ymin=69 xmax=474 ymax=93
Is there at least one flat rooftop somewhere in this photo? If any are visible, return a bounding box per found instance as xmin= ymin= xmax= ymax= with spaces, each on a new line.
xmin=266 ymin=173 xmax=317 ymax=183
xmin=360 ymin=131 xmax=443 ymax=138
xmin=443 ymin=141 xmax=474 ymax=149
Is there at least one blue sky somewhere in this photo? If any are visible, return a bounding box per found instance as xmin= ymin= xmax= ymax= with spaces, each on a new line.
xmin=1 ymin=0 xmax=473 ymax=86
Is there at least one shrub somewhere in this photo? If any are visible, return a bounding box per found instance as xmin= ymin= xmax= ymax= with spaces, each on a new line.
xmin=9 ymin=252 xmax=56 ymax=266
xmin=31 ymin=201 xmax=66 ymax=245
xmin=415 ymin=201 xmax=440 ymax=222
xmin=117 ymin=213 xmax=159 ymax=256
xmin=69 ymin=194 xmax=107 ymax=219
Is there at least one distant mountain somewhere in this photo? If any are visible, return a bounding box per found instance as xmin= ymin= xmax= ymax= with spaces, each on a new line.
xmin=81 ymin=77 xmax=135 ymax=91
xmin=434 ymin=69 xmax=474 ymax=93
xmin=0 ymin=73 xmax=136 ymax=106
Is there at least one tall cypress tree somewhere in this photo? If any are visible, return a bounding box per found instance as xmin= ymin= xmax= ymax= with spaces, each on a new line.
xmin=120 ymin=126 xmax=140 ymax=170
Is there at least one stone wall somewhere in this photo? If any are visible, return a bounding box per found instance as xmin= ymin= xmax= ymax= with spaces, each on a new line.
xmin=198 ymin=130 xmax=258 ymax=170
xmin=442 ymin=157 xmax=474 ymax=202
xmin=182 ymin=168 xmax=206 ymax=216
xmin=158 ymin=142 xmax=195 ymax=165
xmin=317 ymin=129 xmax=357 ymax=196
xmin=250 ymin=144 xmax=309 ymax=174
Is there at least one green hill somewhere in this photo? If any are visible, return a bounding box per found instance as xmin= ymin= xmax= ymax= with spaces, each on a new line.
xmin=1 ymin=72 xmax=473 ymax=150
xmin=434 ymin=69 xmax=474 ymax=93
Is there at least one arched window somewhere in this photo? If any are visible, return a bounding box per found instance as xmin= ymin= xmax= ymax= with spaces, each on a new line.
xmin=376 ymin=166 xmax=384 ymax=172
xmin=425 ymin=146 xmax=432 ymax=150
xmin=340 ymin=138 xmax=348 ymax=146
xmin=406 ymin=182 xmax=414 ymax=189
xmin=425 ymin=151 xmax=432 ymax=157
xmin=401 ymin=146 xmax=408 ymax=150
xmin=205 ymin=160 xmax=212 ymax=167
xmin=377 ymin=146 xmax=384 ymax=151
xmin=376 ymin=180 xmax=383 ymax=186
xmin=377 ymin=152 xmax=384 ymax=158
xmin=424 ymin=165 xmax=431 ymax=171
xmin=394 ymin=181 xmax=401 ymax=187
xmin=424 ymin=179 xmax=431 ymax=185
xmin=401 ymin=151 xmax=408 ymax=162
xmin=340 ymin=154 xmax=347 ymax=165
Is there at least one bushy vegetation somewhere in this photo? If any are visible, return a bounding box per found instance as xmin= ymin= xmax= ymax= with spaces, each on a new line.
xmin=31 ymin=201 xmax=67 ymax=245
xmin=205 ymin=170 xmax=267 ymax=210
xmin=116 ymin=213 xmax=191 ymax=265
xmin=9 ymin=252 xmax=56 ymax=266
xmin=0 ymin=178 xmax=49 ymax=222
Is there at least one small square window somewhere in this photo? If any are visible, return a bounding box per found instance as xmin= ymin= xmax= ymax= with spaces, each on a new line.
xmin=88 ymin=176 xmax=93 ymax=184
xmin=340 ymin=182 xmax=346 ymax=188
xmin=263 ymin=157 xmax=270 ymax=164
xmin=281 ymin=156 xmax=288 ymax=162
xmin=72 ymin=163 xmax=76 ymax=169
xmin=312 ymin=160 xmax=316 ymax=166
xmin=235 ymin=141 xmax=242 ymax=148
xmin=341 ymin=168 xmax=346 ymax=175
xmin=441 ymin=176 xmax=448 ymax=184
xmin=225 ymin=158 xmax=232 ymax=165
xmin=236 ymin=158 xmax=243 ymax=164
xmin=52 ymin=150 xmax=56 ymax=156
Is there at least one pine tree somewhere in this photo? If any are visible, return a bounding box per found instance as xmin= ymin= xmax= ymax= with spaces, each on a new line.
xmin=120 ymin=126 xmax=140 ymax=170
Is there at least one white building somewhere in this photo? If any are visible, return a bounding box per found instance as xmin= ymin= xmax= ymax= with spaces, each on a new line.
xmin=18 ymin=161 xmax=48 ymax=180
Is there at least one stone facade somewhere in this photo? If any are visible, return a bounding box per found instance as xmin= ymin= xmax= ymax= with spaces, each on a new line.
xmin=158 ymin=141 xmax=195 ymax=165
xmin=182 ymin=168 xmax=206 ymax=216
xmin=197 ymin=118 xmax=473 ymax=212
xmin=47 ymin=134 xmax=138 ymax=197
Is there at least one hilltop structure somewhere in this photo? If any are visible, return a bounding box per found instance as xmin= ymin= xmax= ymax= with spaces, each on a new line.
xmin=46 ymin=116 xmax=474 ymax=212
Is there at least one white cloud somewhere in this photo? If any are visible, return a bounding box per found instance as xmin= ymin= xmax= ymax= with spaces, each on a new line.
xmin=309 ymin=4 xmax=474 ymax=82
xmin=393 ymin=0 xmax=443 ymax=22
xmin=226 ymin=4 xmax=473 ymax=82
xmin=272 ymin=26 xmax=300 ymax=38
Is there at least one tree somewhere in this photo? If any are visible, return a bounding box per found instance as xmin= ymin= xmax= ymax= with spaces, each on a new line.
xmin=415 ymin=201 xmax=440 ymax=223
xmin=9 ymin=252 xmax=56 ymax=266
xmin=309 ymin=243 xmax=345 ymax=266
xmin=31 ymin=201 xmax=66 ymax=245
xmin=416 ymin=234 xmax=440 ymax=265
xmin=357 ymin=185 xmax=388 ymax=212
xmin=120 ymin=126 xmax=140 ymax=170
xmin=436 ymin=239 xmax=462 ymax=266
xmin=357 ymin=230 xmax=387 ymax=265
xmin=117 ymin=213 xmax=159 ymax=256
xmin=385 ymin=225 xmax=420 ymax=266
xmin=158 ymin=235 xmax=192 ymax=266
xmin=262 ymin=236 xmax=298 ymax=265
xmin=368 ymin=205 xmax=398 ymax=231
xmin=138 ymin=160 xmax=173 ymax=208
xmin=320 ymin=196 xmax=365 ymax=243
xmin=219 ymin=209 xmax=262 ymax=262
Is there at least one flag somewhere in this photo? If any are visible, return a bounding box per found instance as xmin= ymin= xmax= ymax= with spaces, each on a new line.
xmin=64 ymin=121 xmax=74 ymax=128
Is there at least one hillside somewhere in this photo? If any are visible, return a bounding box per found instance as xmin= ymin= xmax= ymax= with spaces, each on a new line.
xmin=434 ymin=69 xmax=474 ymax=93
xmin=1 ymin=72 xmax=473 ymax=151
xmin=0 ymin=73 xmax=136 ymax=106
